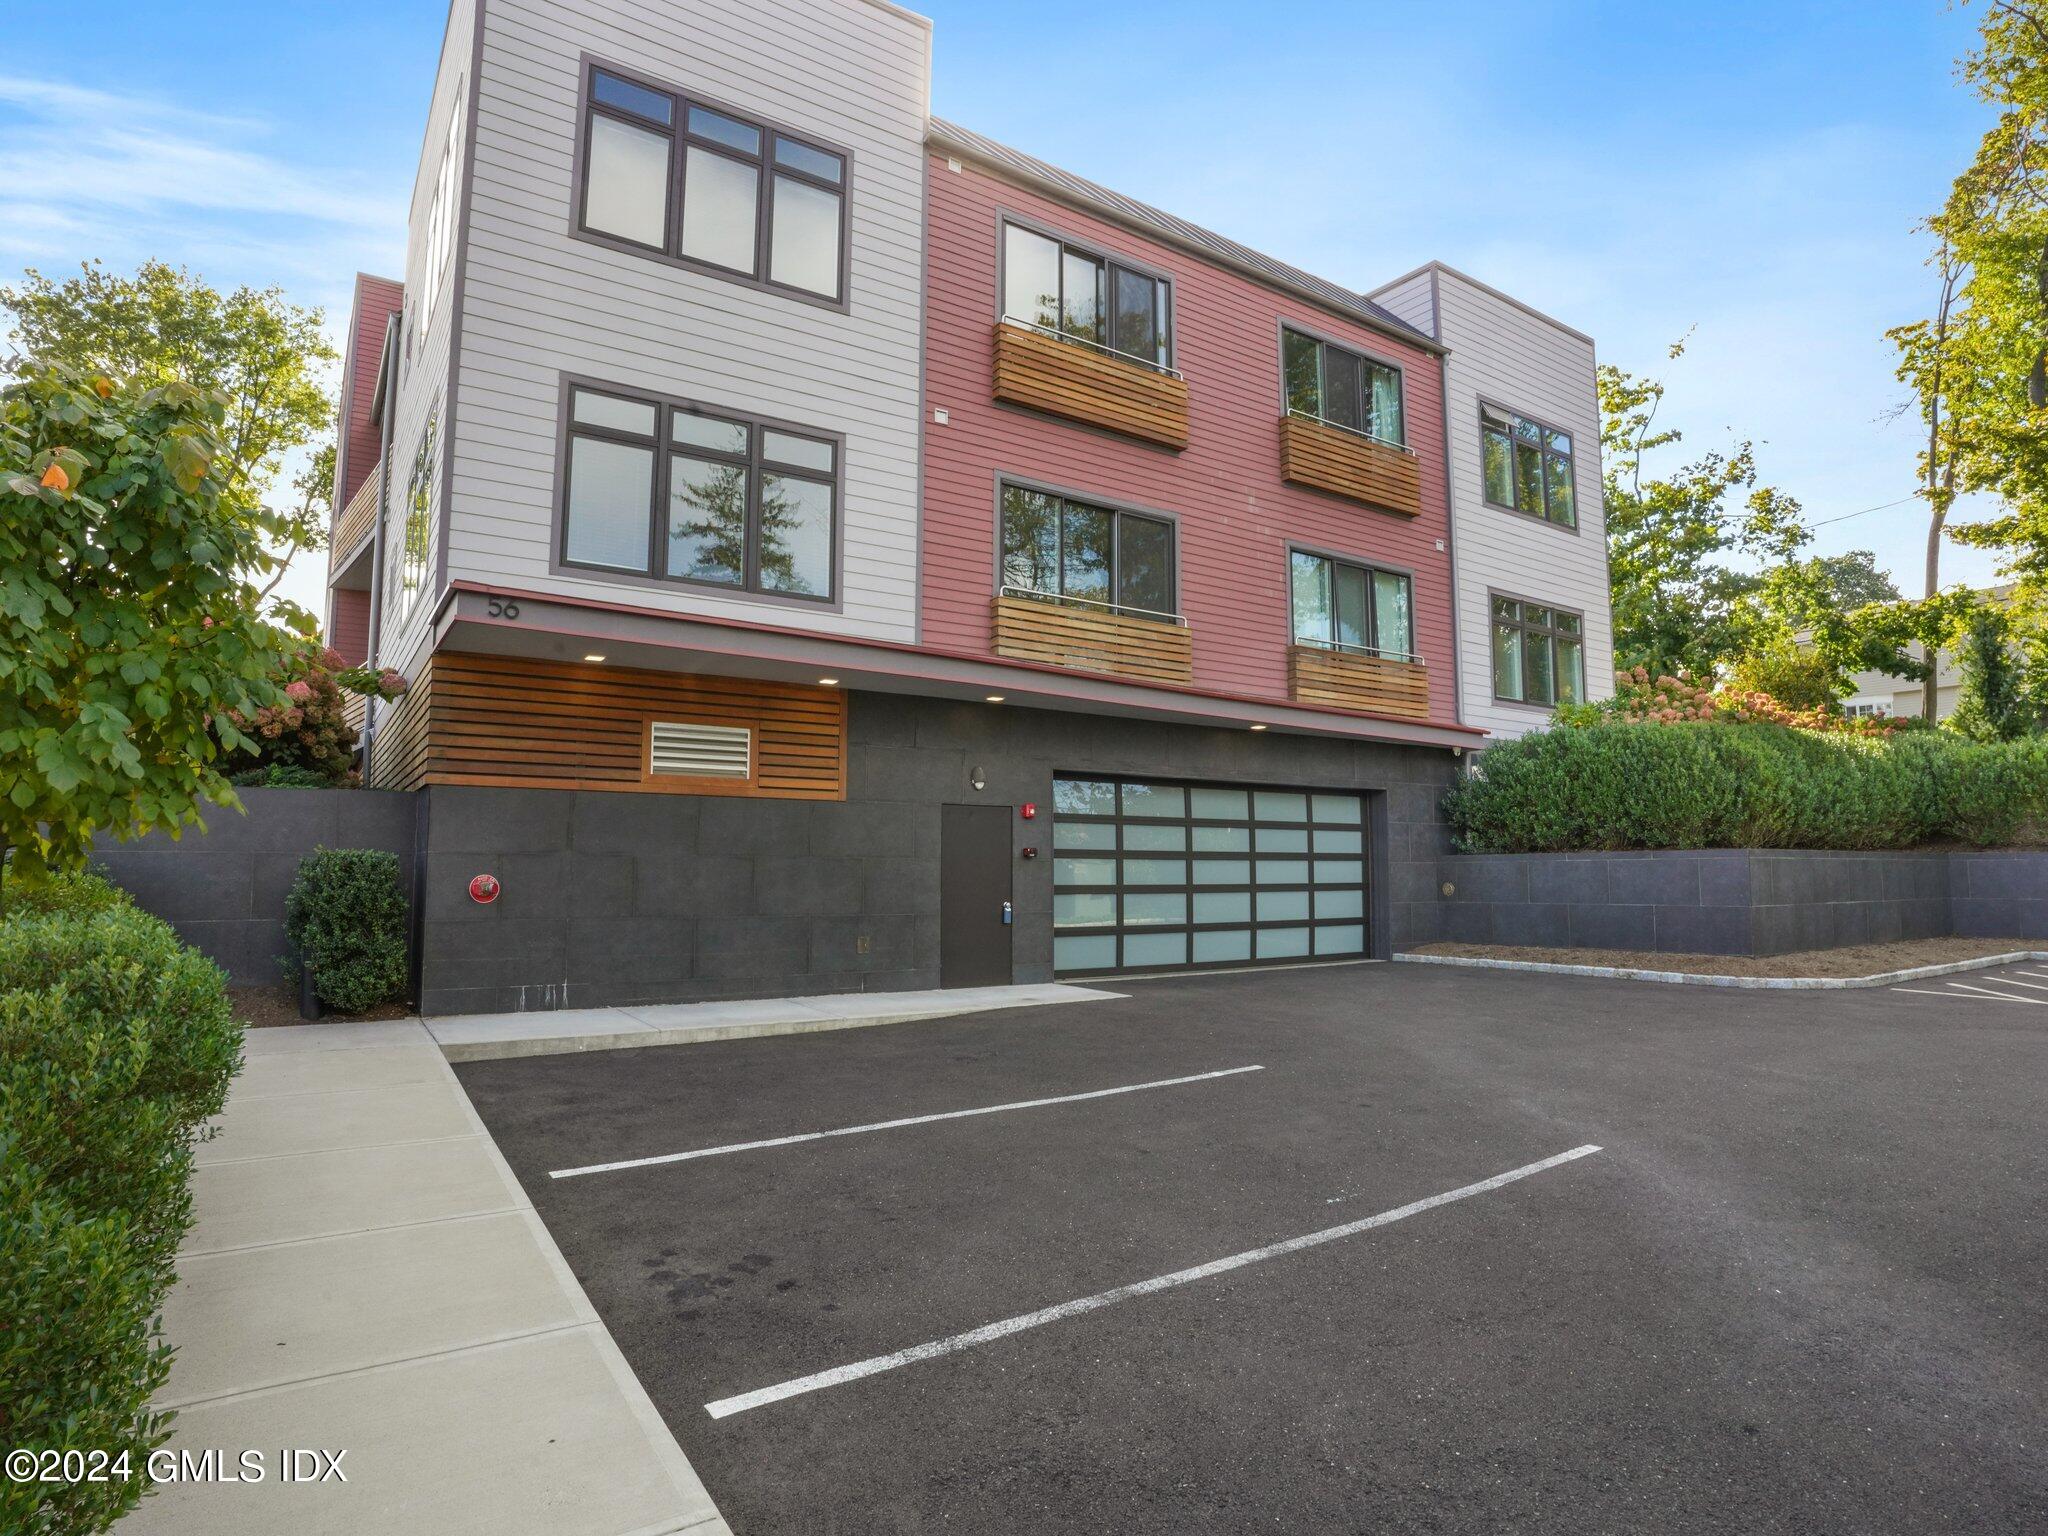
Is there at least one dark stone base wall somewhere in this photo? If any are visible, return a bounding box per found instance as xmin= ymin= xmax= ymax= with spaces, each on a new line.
xmin=415 ymin=691 xmax=1460 ymax=1015
xmin=1434 ymin=850 xmax=2044 ymax=957
xmin=89 ymin=788 xmax=419 ymax=983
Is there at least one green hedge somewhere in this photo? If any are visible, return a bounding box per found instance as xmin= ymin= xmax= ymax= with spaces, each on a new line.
xmin=1443 ymin=721 xmax=2048 ymax=852
xmin=0 ymin=887 xmax=242 ymax=1536
xmin=285 ymin=848 xmax=409 ymax=1013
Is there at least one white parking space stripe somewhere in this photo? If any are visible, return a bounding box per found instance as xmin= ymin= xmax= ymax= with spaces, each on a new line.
xmin=703 ymin=1143 xmax=1604 ymax=1420
xmin=2016 ymin=971 xmax=2048 ymax=981
xmin=550 ymin=1065 xmax=1266 ymax=1180
xmin=1890 ymin=986 xmax=2042 ymax=1005
xmin=1933 ymin=987 xmax=2048 ymax=1011
xmin=1945 ymin=981 xmax=2048 ymax=1005
xmin=1971 ymin=974 xmax=2048 ymax=993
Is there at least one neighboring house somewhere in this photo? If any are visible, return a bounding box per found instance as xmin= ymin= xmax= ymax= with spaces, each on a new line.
xmin=1369 ymin=263 xmax=1612 ymax=738
xmin=1815 ymin=584 xmax=2010 ymax=721
xmin=324 ymin=0 xmax=1611 ymax=1010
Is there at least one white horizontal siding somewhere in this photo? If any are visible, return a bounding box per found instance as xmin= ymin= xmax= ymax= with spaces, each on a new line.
xmin=439 ymin=0 xmax=929 ymax=643
xmin=376 ymin=0 xmax=477 ymax=683
xmin=1425 ymin=267 xmax=1613 ymax=740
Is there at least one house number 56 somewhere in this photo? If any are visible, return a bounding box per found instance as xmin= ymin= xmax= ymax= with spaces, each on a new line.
xmin=486 ymin=597 xmax=521 ymax=619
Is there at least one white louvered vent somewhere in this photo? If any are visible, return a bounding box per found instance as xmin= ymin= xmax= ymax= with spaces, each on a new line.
xmin=649 ymin=721 xmax=751 ymax=779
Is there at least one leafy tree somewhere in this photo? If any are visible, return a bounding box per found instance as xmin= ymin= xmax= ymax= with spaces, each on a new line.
xmin=1723 ymin=645 xmax=1845 ymax=712
xmin=1809 ymin=550 xmax=1901 ymax=610
xmin=0 ymin=364 xmax=293 ymax=890
xmin=1601 ymin=342 xmax=1810 ymax=676
xmin=0 ymin=260 xmax=337 ymax=604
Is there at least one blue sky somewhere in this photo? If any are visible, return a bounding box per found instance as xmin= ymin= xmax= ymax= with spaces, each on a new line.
xmin=0 ymin=1 xmax=2003 ymax=619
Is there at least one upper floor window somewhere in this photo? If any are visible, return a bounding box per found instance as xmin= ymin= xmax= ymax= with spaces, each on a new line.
xmin=1000 ymin=484 xmax=1176 ymax=619
xmin=1282 ymin=328 xmax=1404 ymax=447
xmin=419 ymin=85 xmax=463 ymax=336
xmin=561 ymin=384 xmax=837 ymax=602
xmin=1492 ymin=596 xmax=1584 ymax=706
xmin=577 ymin=64 xmax=848 ymax=305
xmin=1003 ymin=223 xmax=1173 ymax=371
xmin=1290 ymin=550 xmax=1413 ymax=661
xmin=1482 ymin=406 xmax=1575 ymax=527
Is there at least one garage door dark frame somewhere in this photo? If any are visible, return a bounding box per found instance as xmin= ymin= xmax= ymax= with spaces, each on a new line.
xmin=1050 ymin=774 xmax=1380 ymax=978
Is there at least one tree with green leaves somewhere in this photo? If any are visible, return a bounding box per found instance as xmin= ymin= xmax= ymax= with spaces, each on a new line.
xmin=1600 ymin=342 xmax=1812 ymax=677
xmin=1 ymin=259 xmax=337 ymax=607
xmin=1949 ymin=601 xmax=2037 ymax=739
xmin=0 ymin=364 xmax=294 ymax=892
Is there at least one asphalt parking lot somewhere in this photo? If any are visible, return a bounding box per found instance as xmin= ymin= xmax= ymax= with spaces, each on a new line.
xmin=458 ymin=960 xmax=2048 ymax=1535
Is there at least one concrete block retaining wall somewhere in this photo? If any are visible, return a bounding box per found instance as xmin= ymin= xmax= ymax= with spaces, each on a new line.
xmin=89 ymin=788 xmax=420 ymax=983
xmin=1436 ymin=849 xmax=2048 ymax=956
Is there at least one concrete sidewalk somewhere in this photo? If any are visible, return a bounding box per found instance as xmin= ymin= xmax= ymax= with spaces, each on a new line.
xmin=427 ymin=981 xmax=1123 ymax=1061
xmin=122 ymin=1019 xmax=729 ymax=1536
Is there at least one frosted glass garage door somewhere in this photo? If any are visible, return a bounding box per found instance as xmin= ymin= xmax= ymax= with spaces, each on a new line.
xmin=1051 ymin=777 xmax=1367 ymax=976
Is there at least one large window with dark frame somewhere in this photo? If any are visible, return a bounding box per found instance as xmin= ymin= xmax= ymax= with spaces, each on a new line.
xmin=1282 ymin=327 xmax=1404 ymax=446
xmin=1492 ymin=597 xmax=1585 ymax=706
xmin=561 ymin=384 xmax=837 ymax=602
xmin=1002 ymin=222 xmax=1173 ymax=372
xmin=1000 ymin=484 xmax=1176 ymax=620
xmin=1481 ymin=405 xmax=1575 ymax=527
xmin=577 ymin=63 xmax=848 ymax=303
xmin=1289 ymin=550 xmax=1414 ymax=661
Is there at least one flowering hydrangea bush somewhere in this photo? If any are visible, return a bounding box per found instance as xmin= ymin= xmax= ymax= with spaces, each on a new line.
xmin=1562 ymin=664 xmax=1909 ymax=736
xmin=223 ymin=644 xmax=407 ymax=785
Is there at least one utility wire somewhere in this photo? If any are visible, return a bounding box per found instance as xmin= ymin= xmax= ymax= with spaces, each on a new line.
xmin=1803 ymin=494 xmax=1920 ymax=530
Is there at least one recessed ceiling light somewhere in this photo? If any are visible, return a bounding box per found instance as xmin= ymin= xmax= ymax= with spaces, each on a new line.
xmin=985 ymin=694 xmax=1006 ymax=703
xmin=582 ymin=653 xmax=606 ymax=663
xmin=818 ymin=677 xmax=840 ymax=686
xmin=1248 ymin=723 xmax=1268 ymax=731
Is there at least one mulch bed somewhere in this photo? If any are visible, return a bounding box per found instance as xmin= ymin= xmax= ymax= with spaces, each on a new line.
xmin=231 ymin=983 xmax=415 ymax=1030
xmin=1408 ymin=936 xmax=2037 ymax=979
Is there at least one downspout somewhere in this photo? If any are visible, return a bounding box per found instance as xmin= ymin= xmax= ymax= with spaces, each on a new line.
xmin=1429 ymin=268 xmax=1467 ymax=757
xmin=360 ymin=311 xmax=402 ymax=785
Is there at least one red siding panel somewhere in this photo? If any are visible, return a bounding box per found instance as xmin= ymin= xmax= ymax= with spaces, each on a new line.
xmin=330 ymin=586 xmax=371 ymax=665
xmin=920 ymin=154 xmax=1458 ymax=725
xmin=337 ymin=274 xmax=405 ymax=509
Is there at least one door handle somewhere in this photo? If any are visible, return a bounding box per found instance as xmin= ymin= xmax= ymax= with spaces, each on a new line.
xmin=1001 ymin=901 xmax=1013 ymax=925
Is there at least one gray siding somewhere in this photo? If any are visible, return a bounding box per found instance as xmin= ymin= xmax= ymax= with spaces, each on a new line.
xmin=446 ymin=0 xmax=931 ymax=642
xmin=1371 ymin=264 xmax=1614 ymax=740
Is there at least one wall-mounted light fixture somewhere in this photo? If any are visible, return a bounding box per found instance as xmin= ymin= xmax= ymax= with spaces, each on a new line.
xmin=970 ymin=765 xmax=987 ymax=791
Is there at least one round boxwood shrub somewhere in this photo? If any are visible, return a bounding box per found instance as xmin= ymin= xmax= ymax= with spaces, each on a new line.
xmin=284 ymin=848 xmax=410 ymax=1013
xmin=1 ymin=865 xmax=131 ymax=920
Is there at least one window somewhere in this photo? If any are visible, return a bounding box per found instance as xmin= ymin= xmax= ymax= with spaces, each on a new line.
xmin=1000 ymin=484 xmax=1175 ymax=618
xmin=1289 ymin=551 xmax=1413 ymax=660
xmin=1844 ymin=701 xmax=1891 ymax=719
xmin=1482 ymin=405 xmax=1575 ymax=527
xmin=1002 ymin=223 xmax=1172 ymax=370
xmin=418 ymin=86 xmax=464 ymax=336
xmin=1492 ymin=597 xmax=1585 ymax=706
xmin=390 ymin=414 xmax=437 ymax=629
xmin=577 ymin=64 xmax=848 ymax=303
xmin=1282 ymin=328 xmax=1404 ymax=446
xmin=561 ymin=384 xmax=837 ymax=602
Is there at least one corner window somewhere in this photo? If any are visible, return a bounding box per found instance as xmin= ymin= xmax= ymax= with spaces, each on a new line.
xmin=561 ymin=384 xmax=837 ymax=602
xmin=389 ymin=413 xmax=437 ymax=630
xmin=1002 ymin=223 xmax=1173 ymax=371
xmin=1000 ymin=484 xmax=1176 ymax=619
xmin=418 ymin=86 xmax=464 ymax=337
xmin=1282 ymin=328 xmax=1404 ymax=447
xmin=1482 ymin=406 xmax=1575 ymax=527
xmin=1289 ymin=551 xmax=1412 ymax=660
xmin=1492 ymin=597 xmax=1584 ymax=706
xmin=577 ymin=64 xmax=847 ymax=304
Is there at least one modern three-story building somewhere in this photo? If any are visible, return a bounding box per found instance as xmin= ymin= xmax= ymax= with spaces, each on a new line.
xmin=326 ymin=0 xmax=1609 ymax=1013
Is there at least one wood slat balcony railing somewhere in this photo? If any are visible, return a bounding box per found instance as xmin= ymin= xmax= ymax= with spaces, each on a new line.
xmin=990 ymin=592 xmax=1194 ymax=685
xmin=1288 ymin=643 xmax=1430 ymax=719
xmin=1278 ymin=414 xmax=1422 ymax=517
xmin=329 ymin=460 xmax=382 ymax=573
xmin=992 ymin=320 xmax=1190 ymax=449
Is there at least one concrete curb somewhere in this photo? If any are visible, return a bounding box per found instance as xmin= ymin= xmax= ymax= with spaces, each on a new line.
xmin=428 ymin=984 xmax=1125 ymax=1063
xmin=1393 ymin=950 xmax=2048 ymax=990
